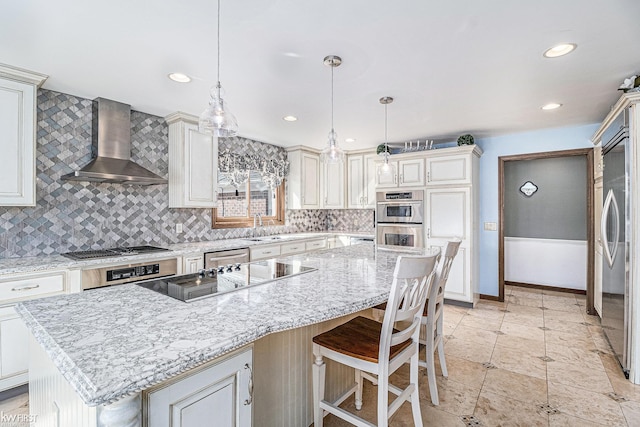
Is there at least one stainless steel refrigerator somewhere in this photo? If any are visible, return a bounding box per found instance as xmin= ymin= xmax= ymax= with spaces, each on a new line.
xmin=601 ymin=107 xmax=631 ymax=378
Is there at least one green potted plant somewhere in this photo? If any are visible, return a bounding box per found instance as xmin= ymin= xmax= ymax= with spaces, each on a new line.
xmin=376 ymin=143 xmax=391 ymax=155
xmin=457 ymin=134 xmax=474 ymax=146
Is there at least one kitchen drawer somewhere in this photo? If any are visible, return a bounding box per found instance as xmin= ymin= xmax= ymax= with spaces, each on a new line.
xmin=250 ymin=245 xmax=281 ymax=261
xmin=280 ymin=242 xmax=305 ymax=255
xmin=305 ymin=239 xmax=327 ymax=252
xmin=0 ymin=271 xmax=66 ymax=304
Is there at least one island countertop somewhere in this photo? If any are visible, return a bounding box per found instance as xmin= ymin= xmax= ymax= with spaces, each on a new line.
xmin=16 ymin=243 xmax=412 ymax=407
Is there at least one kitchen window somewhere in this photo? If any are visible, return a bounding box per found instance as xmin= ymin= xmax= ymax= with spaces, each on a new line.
xmin=212 ymin=171 xmax=285 ymax=229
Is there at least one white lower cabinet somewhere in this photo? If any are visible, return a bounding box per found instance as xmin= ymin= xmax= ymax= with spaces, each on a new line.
xmin=144 ymin=346 xmax=253 ymax=427
xmin=0 ymin=307 xmax=28 ymax=390
xmin=250 ymin=244 xmax=281 ymax=261
xmin=0 ymin=269 xmax=67 ymax=391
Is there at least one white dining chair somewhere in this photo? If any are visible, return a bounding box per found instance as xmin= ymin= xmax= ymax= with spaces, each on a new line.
xmin=311 ymin=253 xmax=439 ymax=427
xmin=419 ymin=238 xmax=461 ymax=405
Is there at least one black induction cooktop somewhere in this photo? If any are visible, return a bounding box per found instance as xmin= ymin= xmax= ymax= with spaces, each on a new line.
xmin=137 ymin=260 xmax=317 ymax=302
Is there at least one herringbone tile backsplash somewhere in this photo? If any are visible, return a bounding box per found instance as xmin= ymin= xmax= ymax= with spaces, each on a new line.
xmin=0 ymin=90 xmax=372 ymax=258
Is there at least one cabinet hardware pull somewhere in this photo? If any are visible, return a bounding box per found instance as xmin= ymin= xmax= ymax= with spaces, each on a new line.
xmin=394 ymin=174 xmax=397 ymax=184
xmin=12 ymin=284 xmax=40 ymax=292
xmin=244 ymin=363 xmax=254 ymax=405
xmin=427 ymin=171 xmax=430 ymax=182
xmin=427 ymin=228 xmax=431 ymax=238
xmin=263 ymin=251 xmax=272 ymax=255
xmin=400 ymin=174 xmax=404 ymax=184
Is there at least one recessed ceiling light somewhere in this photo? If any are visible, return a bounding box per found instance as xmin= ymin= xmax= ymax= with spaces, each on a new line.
xmin=541 ymin=103 xmax=562 ymax=110
xmin=345 ymin=138 xmax=356 ymax=143
xmin=543 ymin=43 xmax=577 ymax=58
xmin=283 ymin=115 xmax=298 ymax=122
xmin=168 ymin=73 xmax=191 ymax=83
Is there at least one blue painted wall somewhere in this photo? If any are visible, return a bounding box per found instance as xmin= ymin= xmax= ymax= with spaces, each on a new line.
xmin=474 ymin=123 xmax=600 ymax=296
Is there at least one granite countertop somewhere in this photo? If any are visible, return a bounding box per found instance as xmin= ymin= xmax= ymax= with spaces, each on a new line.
xmin=16 ymin=243 xmax=408 ymax=406
xmin=0 ymin=231 xmax=374 ymax=276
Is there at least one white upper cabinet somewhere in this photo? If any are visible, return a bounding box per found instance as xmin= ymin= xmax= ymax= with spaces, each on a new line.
xmin=0 ymin=64 xmax=47 ymax=206
xmin=426 ymin=153 xmax=471 ymax=185
xmin=287 ymin=147 xmax=320 ymax=209
xmin=166 ymin=112 xmax=218 ymax=208
xmin=375 ymin=158 xmax=424 ymax=188
xmin=322 ymin=159 xmax=345 ymax=208
xmin=347 ymin=152 xmax=377 ymax=208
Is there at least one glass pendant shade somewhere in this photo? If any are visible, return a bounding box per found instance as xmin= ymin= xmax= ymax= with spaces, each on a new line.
xmin=199 ymin=83 xmax=238 ymax=137
xmin=320 ymin=129 xmax=345 ymax=163
xmin=378 ymin=152 xmax=396 ymax=177
xmin=199 ymin=0 xmax=238 ymax=137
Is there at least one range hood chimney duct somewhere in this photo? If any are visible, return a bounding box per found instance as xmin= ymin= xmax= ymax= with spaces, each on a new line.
xmin=61 ymin=98 xmax=167 ymax=185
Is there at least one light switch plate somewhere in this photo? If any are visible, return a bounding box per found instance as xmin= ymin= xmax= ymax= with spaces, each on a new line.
xmin=484 ymin=222 xmax=497 ymax=231
xmin=176 ymin=223 xmax=183 ymax=233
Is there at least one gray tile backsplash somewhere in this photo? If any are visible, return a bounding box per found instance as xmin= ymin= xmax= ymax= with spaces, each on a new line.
xmin=0 ymin=90 xmax=372 ymax=259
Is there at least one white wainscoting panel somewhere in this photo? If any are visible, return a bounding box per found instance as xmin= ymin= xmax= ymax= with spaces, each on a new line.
xmin=253 ymin=310 xmax=366 ymax=427
xmin=505 ymin=237 xmax=587 ymax=290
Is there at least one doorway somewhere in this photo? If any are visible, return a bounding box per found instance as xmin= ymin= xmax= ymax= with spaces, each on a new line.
xmin=498 ymin=148 xmax=595 ymax=314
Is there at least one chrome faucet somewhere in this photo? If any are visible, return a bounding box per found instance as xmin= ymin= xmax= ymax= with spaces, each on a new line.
xmin=253 ymin=214 xmax=263 ymax=237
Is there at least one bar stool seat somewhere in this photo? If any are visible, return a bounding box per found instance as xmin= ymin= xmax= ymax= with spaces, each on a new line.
xmin=312 ymin=316 xmax=411 ymax=363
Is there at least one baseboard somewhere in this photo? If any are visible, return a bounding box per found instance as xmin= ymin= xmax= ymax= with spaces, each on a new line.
xmin=479 ymin=294 xmax=502 ymax=302
xmin=505 ymin=281 xmax=586 ymax=295
xmin=444 ymin=299 xmax=473 ymax=308
xmin=0 ymin=383 xmax=28 ymax=401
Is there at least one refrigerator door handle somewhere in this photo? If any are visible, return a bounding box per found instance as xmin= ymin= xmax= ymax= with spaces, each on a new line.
xmin=601 ymin=189 xmax=620 ymax=269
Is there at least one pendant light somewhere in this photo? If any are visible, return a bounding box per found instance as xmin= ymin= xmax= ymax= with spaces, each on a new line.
xmin=378 ymin=96 xmax=396 ymax=177
xmin=199 ymin=0 xmax=238 ymax=137
xmin=320 ymin=55 xmax=345 ymax=164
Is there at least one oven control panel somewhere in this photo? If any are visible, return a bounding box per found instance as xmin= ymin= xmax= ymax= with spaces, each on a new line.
xmin=107 ymin=264 xmax=160 ymax=282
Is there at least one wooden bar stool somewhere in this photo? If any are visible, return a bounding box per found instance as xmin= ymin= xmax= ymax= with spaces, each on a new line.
xmin=312 ymin=253 xmax=439 ymax=427
xmin=371 ymin=238 xmax=461 ymax=406
xmin=419 ymin=238 xmax=461 ymax=405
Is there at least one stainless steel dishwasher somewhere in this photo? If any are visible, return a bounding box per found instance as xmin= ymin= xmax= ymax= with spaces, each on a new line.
xmin=204 ymin=247 xmax=250 ymax=270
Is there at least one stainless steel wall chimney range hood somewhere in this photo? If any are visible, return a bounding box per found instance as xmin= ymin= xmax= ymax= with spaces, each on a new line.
xmin=61 ymin=98 xmax=167 ymax=185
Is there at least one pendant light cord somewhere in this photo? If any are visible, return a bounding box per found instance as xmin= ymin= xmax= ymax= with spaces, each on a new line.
xmin=217 ymin=0 xmax=221 ymax=86
xmin=384 ymin=103 xmax=388 ymax=150
xmin=331 ymin=65 xmax=334 ymax=134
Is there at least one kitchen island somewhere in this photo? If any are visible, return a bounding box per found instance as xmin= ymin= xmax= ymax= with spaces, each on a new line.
xmin=16 ymin=243 xmax=411 ymax=426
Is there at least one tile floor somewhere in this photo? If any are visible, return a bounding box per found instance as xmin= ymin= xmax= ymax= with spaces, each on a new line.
xmin=321 ymin=285 xmax=640 ymax=426
xmin=3 ymin=285 xmax=640 ymax=426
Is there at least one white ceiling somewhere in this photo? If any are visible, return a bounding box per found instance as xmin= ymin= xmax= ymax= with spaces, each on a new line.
xmin=2 ymin=0 xmax=640 ymax=150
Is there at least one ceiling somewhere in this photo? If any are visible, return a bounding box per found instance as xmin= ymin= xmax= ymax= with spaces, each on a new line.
xmin=2 ymin=0 xmax=640 ymax=150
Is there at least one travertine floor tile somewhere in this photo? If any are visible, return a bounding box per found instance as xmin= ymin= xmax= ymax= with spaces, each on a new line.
xmin=481 ymin=368 xmax=547 ymax=403
xmin=545 ymin=343 xmax=605 ymax=369
xmin=545 ymin=329 xmax=596 ymax=351
xmin=451 ymin=325 xmax=498 ymax=346
xmin=496 ymin=334 xmax=545 ymax=353
xmin=491 ymin=345 xmax=547 ymax=380
xmin=543 ymin=299 xmax=583 ymax=313
xmin=418 ymin=404 xmax=467 ymax=426
xmin=621 ymin=400 xmax=640 ymax=427
xmin=544 ymin=318 xmax=592 ymax=335
xmin=507 ymin=293 xmax=543 ymax=306
xmin=548 ymin=412 xmax=609 ymax=426
xmin=422 ymin=377 xmax=480 ymax=416
xmin=458 ymin=314 xmax=503 ymax=331
xmin=546 ymin=359 xmax=613 ymax=393
xmin=444 ymin=338 xmax=494 ymax=364
xmin=433 ymin=354 xmax=487 ymax=390
xmin=474 ymin=390 xmax=549 ymax=427
xmin=548 ymin=381 xmax=627 ymax=426
xmin=503 ymin=311 xmax=545 ymax=328
xmin=500 ymin=320 xmax=545 ymax=342
xmin=511 ymin=287 xmax=543 ymax=297
xmin=544 ymin=308 xmax=585 ymax=324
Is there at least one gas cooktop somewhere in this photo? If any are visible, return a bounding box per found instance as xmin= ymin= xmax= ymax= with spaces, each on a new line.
xmin=137 ymin=260 xmax=317 ymax=302
xmin=61 ymin=245 xmax=170 ymax=260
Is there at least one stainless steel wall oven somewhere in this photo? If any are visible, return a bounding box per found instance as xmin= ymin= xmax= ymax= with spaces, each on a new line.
xmin=376 ymin=190 xmax=425 ymax=250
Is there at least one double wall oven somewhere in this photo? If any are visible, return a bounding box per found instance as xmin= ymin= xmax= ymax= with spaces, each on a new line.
xmin=376 ymin=190 xmax=425 ymax=250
